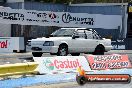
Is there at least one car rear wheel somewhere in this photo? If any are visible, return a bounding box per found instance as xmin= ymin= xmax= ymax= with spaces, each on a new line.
xmin=93 ymin=45 xmax=105 ymax=55
xmin=57 ymin=45 xmax=68 ymax=56
xmin=32 ymin=52 xmax=43 ymax=57
xmin=71 ymin=53 xmax=80 ymax=56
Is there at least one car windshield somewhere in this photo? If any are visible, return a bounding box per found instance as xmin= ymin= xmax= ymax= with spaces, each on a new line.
xmin=51 ymin=29 xmax=75 ymax=37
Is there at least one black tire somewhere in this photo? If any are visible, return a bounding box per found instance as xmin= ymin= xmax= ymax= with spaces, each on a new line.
xmin=71 ymin=53 xmax=80 ymax=56
xmin=50 ymin=53 xmax=56 ymax=55
xmin=57 ymin=45 xmax=68 ymax=56
xmin=20 ymin=50 xmax=26 ymax=53
xmin=32 ymin=52 xmax=43 ymax=57
xmin=76 ymin=76 xmax=86 ymax=85
xmin=93 ymin=45 xmax=105 ymax=55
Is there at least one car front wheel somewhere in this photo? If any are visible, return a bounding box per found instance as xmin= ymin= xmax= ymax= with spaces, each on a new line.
xmin=57 ymin=45 xmax=68 ymax=56
xmin=93 ymin=45 xmax=105 ymax=55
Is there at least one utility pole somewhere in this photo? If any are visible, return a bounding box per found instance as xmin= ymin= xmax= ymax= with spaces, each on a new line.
xmin=119 ymin=0 xmax=124 ymax=39
xmin=21 ymin=0 xmax=24 ymax=36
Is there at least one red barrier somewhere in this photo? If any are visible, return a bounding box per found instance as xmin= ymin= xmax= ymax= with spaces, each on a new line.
xmin=86 ymin=55 xmax=132 ymax=70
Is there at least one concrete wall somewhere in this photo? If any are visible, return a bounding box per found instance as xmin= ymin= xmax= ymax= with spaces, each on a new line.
xmin=0 ymin=23 xmax=11 ymax=37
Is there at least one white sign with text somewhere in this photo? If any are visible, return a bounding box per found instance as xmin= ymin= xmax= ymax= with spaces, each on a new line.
xmin=33 ymin=56 xmax=91 ymax=74
xmin=0 ymin=7 xmax=121 ymax=29
xmin=0 ymin=37 xmax=25 ymax=52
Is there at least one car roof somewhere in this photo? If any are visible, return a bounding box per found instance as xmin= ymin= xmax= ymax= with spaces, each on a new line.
xmin=61 ymin=28 xmax=87 ymax=29
xmin=61 ymin=28 xmax=93 ymax=31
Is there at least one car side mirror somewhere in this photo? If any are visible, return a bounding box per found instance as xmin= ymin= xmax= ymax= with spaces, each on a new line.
xmin=72 ymin=35 xmax=79 ymax=39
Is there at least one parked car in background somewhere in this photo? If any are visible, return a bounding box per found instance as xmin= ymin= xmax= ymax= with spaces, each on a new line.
xmin=29 ymin=28 xmax=112 ymax=57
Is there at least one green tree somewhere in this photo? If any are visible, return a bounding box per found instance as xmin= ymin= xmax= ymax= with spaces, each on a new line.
xmin=25 ymin=0 xmax=96 ymax=4
xmin=72 ymin=0 xmax=96 ymax=3
xmin=96 ymin=0 xmax=131 ymax=3
xmin=26 ymin=0 xmax=132 ymax=3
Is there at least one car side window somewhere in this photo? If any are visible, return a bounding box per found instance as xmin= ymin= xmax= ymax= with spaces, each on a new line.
xmin=76 ymin=30 xmax=86 ymax=39
xmin=85 ymin=30 xmax=93 ymax=39
xmin=92 ymin=32 xmax=100 ymax=39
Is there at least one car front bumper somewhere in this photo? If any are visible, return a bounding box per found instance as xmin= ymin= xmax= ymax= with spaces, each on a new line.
xmin=105 ymin=46 xmax=113 ymax=52
xmin=31 ymin=46 xmax=59 ymax=53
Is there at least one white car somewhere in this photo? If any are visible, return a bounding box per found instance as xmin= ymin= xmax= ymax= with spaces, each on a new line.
xmin=29 ymin=28 xmax=112 ymax=57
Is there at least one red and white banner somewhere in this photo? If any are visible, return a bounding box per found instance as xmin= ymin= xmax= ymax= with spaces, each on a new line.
xmin=0 ymin=37 xmax=25 ymax=52
xmin=0 ymin=37 xmax=12 ymax=52
xmin=0 ymin=7 xmax=121 ymax=29
xmin=33 ymin=56 xmax=91 ymax=74
xmin=79 ymin=74 xmax=130 ymax=83
xmin=86 ymin=55 xmax=132 ymax=70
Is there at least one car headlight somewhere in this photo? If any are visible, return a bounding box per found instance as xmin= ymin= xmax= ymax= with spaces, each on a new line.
xmin=43 ymin=41 xmax=54 ymax=46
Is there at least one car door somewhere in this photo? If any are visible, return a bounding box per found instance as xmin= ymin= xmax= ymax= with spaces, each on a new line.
xmin=71 ymin=29 xmax=88 ymax=53
xmin=85 ymin=30 xmax=101 ymax=52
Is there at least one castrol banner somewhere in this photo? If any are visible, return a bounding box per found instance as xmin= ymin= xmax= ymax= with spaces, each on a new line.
xmin=33 ymin=56 xmax=91 ymax=74
xmin=86 ymin=55 xmax=132 ymax=70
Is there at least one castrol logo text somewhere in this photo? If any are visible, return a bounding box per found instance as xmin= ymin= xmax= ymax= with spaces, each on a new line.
xmin=43 ymin=59 xmax=81 ymax=70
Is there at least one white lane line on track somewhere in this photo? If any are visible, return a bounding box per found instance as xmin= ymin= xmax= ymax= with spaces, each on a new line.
xmin=0 ymin=52 xmax=32 ymax=57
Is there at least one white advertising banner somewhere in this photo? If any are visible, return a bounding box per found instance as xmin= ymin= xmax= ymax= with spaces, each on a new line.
xmin=0 ymin=7 xmax=121 ymax=29
xmin=0 ymin=37 xmax=12 ymax=52
xmin=0 ymin=37 xmax=24 ymax=52
xmin=33 ymin=56 xmax=91 ymax=74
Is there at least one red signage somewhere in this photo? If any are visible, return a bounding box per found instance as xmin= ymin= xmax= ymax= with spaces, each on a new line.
xmin=0 ymin=40 xmax=8 ymax=48
xmin=53 ymin=59 xmax=80 ymax=69
xmin=86 ymin=55 xmax=132 ymax=70
xmin=85 ymin=74 xmax=130 ymax=83
xmin=44 ymin=58 xmax=81 ymax=70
